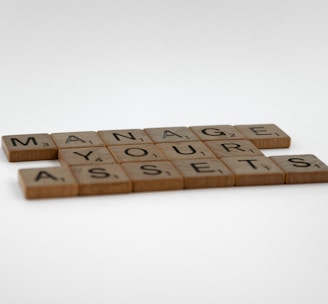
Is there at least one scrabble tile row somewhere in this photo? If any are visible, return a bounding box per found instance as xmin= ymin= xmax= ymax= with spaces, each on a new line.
xmin=18 ymin=155 xmax=328 ymax=199
xmin=2 ymin=124 xmax=291 ymax=162
xmin=2 ymin=124 xmax=328 ymax=199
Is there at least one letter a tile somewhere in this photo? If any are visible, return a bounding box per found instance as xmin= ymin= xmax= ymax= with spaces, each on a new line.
xmin=2 ymin=133 xmax=57 ymax=162
xmin=19 ymin=167 xmax=78 ymax=199
xmin=144 ymin=127 xmax=199 ymax=143
xmin=270 ymin=154 xmax=328 ymax=184
xmin=51 ymin=131 xmax=105 ymax=149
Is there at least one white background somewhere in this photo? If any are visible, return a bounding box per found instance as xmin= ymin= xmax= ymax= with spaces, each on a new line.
xmin=1 ymin=1 xmax=328 ymax=303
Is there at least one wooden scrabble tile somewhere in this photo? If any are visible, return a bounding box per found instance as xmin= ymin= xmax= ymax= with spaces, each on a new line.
xmin=189 ymin=125 xmax=245 ymax=141
xmin=71 ymin=164 xmax=132 ymax=195
xmin=121 ymin=161 xmax=184 ymax=192
xmin=221 ymin=156 xmax=285 ymax=186
xmin=157 ymin=141 xmax=216 ymax=160
xmin=58 ymin=147 xmax=117 ymax=166
xmin=18 ymin=167 xmax=79 ymax=199
xmin=2 ymin=133 xmax=57 ymax=162
xmin=172 ymin=158 xmax=235 ymax=189
xmin=234 ymin=124 xmax=291 ymax=149
xmin=144 ymin=127 xmax=199 ymax=143
xmin=51 ymin=131 xmax=105 ymax=149
xmin=98 ymin=129 xmax=153 ymax=145
xmin=270 ymin=154 xmax=328 ymax=184
xmin=205 ymin=139 xmax=263 ymax=158
xmin=108 ymin=144 xmax=166 ymax=163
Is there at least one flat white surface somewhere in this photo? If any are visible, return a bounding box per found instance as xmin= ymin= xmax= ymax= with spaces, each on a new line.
xmin=1 ymin=1 xmax=328 ymax=303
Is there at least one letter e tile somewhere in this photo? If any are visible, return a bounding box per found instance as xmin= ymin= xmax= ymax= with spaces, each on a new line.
xmin=172 ymin=158 xmax=235 ymax=188
xmin=234 ymin=124 xmax=291 ymax=149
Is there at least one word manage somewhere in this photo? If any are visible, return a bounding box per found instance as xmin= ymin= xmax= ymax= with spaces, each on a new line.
xmin=2 ymin=124 xmax=328 ymax=199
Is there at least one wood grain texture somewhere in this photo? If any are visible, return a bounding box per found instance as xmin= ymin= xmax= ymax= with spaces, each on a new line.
xmin=51 ymin=131 xmax=105 ymax=149
xmin=157 ymin=141 xmax=216 ymax=160
xmin=234 ymin=124 xmax=291 ymax=149
xmin=18 ymin=167 xmax=78 ymax=199
xmin=121 ymin=161 xmax=183 ymax=192
xmin=189 ymin=125 xmax=245 ymax=141
xmin=270 ymin=154 xmax=328 ymax=184
xmin=71 ymin=164 xmax=132 ymax=195
xmin=58 ymin=147 xmax=116 ymax=166
xmin=205 ymin=139 xmax=263 ymax=158
xmin=221 ymin=156 xmax=285 ymax=186
xmin=108 ymin=144 xmax=166 ymax=163
xmin=172 ymin=158 xmax=235 ymax=189
xmin=2 ymin=133 xmax=57 ymax=162
xmin=98 ymin=129 xmax=153 ymax=145
xmin=144 ymin=127 xmax=199 ymax=143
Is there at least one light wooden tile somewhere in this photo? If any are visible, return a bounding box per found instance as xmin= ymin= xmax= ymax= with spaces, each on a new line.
xmin=121 ymin=161 xmax=183 ymax=192
xmin=58 ymin=147 xmax=117 ymax=166
xmin=221 ymin=156 xmax=285 ymax=186
xmin=270 ymin=154 xmax=328 ymax=184
xmin=205 ymin=139 xmax=263 ymax=158
xmin=172 ymin=158 xmax=235 ymax=189
xmin=51 ymin=131 xmax=105 ymax=149
xmin=98 ymin=129 xmax=153 ymax=145
xmin=18 ymin=167 xmax=78 ymax=199
xmin=234 ymin=124 xmax=291 ymax=149
xmin=2 ymin=133 xmax=57 ymax=162
xmin=108 ymin=144 xmax=166 ymax=163
xmin=144 ymin=127 xmax=199 ymax=143
xmin=157 ymin=141 xmax=216 ymax=160
xmin=71 ymin=164 xmax=132 ymax=195
xmin=189 ymin=125 xmax=245 ymax=141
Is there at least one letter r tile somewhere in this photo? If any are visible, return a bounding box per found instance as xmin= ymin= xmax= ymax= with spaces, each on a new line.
xmin=205 ymin=140 xmax=263 ymax=158
xmin=2 ymin=133 xmax=57 ymax=162
xmin=270 ymin=154 xmax=328 ymax=184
